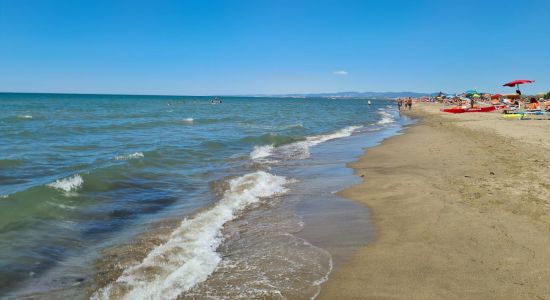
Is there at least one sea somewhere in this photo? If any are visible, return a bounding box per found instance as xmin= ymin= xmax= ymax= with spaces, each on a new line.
xmin=0 ymin=93 xmax=410 ymax=299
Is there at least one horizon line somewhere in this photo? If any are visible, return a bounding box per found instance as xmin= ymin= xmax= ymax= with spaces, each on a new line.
xmin=0 ymin=90 xmax=438 ymax=98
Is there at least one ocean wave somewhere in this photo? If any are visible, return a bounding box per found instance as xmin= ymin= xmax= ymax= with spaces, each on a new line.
xmin=47 ymin=201 xmax=76 ymax=210
xmin=240 ymin=133 xmax=299 ymax=147
xmin=250 ymin=125 xmax=363 ymax=162
xmin=17 ymin=114 xmax=33 ymax=119
xmin=47 ymin=175 xmax=83 ymax=192
xmin=182 ymin=118 xmax=194 ymax=124
xmin=250 ymin=145 xmax=275 ymax=161
xmin=92 ymin=171 xmax=290 ymax=300
xmin=377 ymin=111 xmax=395 ymax=125
xmin=305 ymin=125 xmax=362 ymax=147
xmin=284 ymin=125 xmax=363 ymax=159
xmin=114 ymin=152 xmax=144 ymax=161
xmin=286 ymin=123 xmax=304 ymax=129
xmin=192 ymin=116 xmax=244 ymax=125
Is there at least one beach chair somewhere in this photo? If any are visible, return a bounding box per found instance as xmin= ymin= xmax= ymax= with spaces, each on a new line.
xmin=502 ymin=106 xmax=519 ymax=114
xmin=519 ymin=110 xmax=550 ymax=120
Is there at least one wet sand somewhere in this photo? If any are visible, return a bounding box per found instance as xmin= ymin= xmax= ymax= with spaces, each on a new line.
xmin=319 ymin=103 xmax=550 ymax=299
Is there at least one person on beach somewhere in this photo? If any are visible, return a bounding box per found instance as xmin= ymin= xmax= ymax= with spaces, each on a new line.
xmin=397 ymin=98 xmax=403 ymax=110
xmin=406 ymin=98 xmax=412 ymax=110
xmin=528 ymin=97 xmax=539 ymax=110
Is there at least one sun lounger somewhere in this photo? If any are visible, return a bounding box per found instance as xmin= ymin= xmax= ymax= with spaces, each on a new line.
xmin=518 ymin=110 xmax=550 ymax=120
xmin=502 ymin=110 xmax=550 ymax=120
xmin=503 ymin=108 xmax=519 ymax=114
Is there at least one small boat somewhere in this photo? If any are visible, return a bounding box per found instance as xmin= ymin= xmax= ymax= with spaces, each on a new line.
xmin=441 ymin=106 xmax=496 ymax=114
xmin=210 ymin=97 xmax=222 ymax=104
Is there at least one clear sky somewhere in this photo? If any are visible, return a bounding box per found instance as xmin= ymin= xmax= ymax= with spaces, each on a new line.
xmin=1 ymin=0 xmax=548 ymax=95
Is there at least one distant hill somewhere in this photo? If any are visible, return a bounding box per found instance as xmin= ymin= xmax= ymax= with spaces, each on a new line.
xmin=245 ymin=91 xmax=437 ymax=99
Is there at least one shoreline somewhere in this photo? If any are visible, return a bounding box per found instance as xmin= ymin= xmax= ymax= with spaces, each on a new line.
xmin=319 ymin=104 xmax=550 ymax=299
xmin=7 ymin=105 xmax=403 ymax=299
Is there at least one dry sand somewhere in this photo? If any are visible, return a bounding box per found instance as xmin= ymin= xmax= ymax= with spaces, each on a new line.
xmin=319 ymin=103 xmax=550 ymax=299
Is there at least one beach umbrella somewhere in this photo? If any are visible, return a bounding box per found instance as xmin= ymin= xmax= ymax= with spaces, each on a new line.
xmin=503 ymin=79 xmax=534 ymax=87
xmin=490 ymin=94 xmax=502 ymax=99
xmin=502 ymin=79 xmax=534 ymax=95
xmin=465 ymin=89 xmax=478 ymax=95
xmin=472 ymin=94 xmax=481 ymax=98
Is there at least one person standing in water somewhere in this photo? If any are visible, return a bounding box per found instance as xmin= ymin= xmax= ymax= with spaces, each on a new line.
xmin=397 ymin=98 xmax=403 ymax=111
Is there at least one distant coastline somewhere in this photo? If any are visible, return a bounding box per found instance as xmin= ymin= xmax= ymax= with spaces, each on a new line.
xmin=0 ymin=91 xmax=437 ymax=99
xmin=242 ymin=91 xmax=438 ymax=99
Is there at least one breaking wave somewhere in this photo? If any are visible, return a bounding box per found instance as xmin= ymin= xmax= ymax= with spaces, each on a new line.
xmin=249 ymin=125 xmax=363 ymax=162
xmin=250 ymin=145 xmax=275 ymax=161
xmin=182 ymin=118 xmax=194 ymax=124
xmin=377 ymin=111 xmax=395 ymax=125
xmin=47 ymin=175 xmax=83 ymax=192
xmin=114 ymin=152 xmax=144 ymax=161
xmin=92 ymin=171 xmax=290 ymax=300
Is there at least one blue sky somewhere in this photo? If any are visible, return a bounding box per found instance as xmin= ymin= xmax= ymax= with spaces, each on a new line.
xmin=0 ymin=0 xmax=548 ymax=95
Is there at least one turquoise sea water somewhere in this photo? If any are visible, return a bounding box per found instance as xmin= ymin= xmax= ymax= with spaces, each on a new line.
xmin=0 ymin=93 xmax=404 ymax=298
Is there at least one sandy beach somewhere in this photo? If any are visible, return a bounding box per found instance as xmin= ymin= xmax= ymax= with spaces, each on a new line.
xmin=319 ymin=103 xmax=550 ymax=299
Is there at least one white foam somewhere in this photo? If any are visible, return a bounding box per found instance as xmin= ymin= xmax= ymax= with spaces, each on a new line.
xmin=377 ymin=111 xmax=395 ymax=125
xmin=250 ymin=145 xmax=275 ymax=161
xmin=305 ymin=125 xmax=362 ymax=147
xmin=182 ymin=118 xmax=194 ymax=124
xmin=92 ymin=171 xmax=290 ymax=300
xmin=18 ymin=115 xmax=33 ymax=119
xmin=47 ymin=175 xmax=83 ymax=192
xmin=279 ymin=125 xmax=363 ymax=160
xmin=115 ymin=152 xmax=144 ymax=161
xmin=249 ymin=125 xmax=362 ymax=163
xmin=311 ymin=254 xmax=333 ymax=300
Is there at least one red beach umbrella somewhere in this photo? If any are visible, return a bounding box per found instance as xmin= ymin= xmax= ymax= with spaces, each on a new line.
xmin=490 ymin=94 xmax=502 ymax=99
xmin=502 ymin=79 xmax=534 ymax=96
xmin=502 ymin=79 xmax=534 ymax=87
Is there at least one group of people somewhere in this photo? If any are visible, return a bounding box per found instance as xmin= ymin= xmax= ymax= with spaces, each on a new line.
xmin=513 ymin=97 xmax=550 ymax=111
xmin=396 ymin=98 xmax=413 ymax=111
